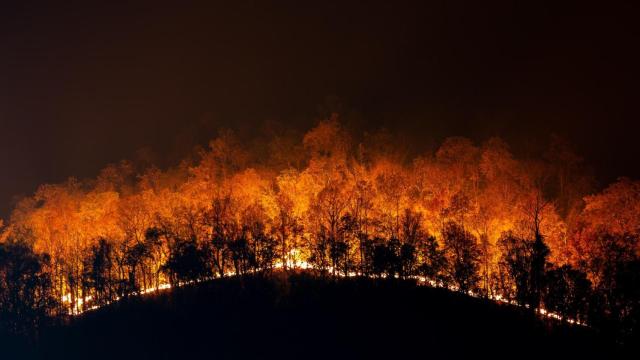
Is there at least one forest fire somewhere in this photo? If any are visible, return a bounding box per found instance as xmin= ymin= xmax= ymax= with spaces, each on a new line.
xmin=2 ymin=2 xmax=639 ymax=358
xmin=1 ymin=118 xmax=637 ymax=336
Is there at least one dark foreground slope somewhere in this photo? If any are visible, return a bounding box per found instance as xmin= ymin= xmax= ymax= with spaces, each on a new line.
xmin=19 ymin=274 xmax=623 ymax=359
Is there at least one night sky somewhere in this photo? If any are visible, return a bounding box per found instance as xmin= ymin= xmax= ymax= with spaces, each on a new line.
xmin=1 ymin=1 xmax=638 ymax=218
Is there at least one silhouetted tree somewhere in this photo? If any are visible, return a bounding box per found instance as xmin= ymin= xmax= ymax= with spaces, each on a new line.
xmin=329 ymin=240 xmax=349 ymax=276
xmin=442 ymin=221 xmax=480 ymax=293
xmin=497 ymin=231 xmax=531 ymax=305
xmin=497 ymin=229 xmax=551 ymax=310
xmin=256 ymin=233 xmax=278 ymax=274
xmin=359 ymin=237 xmax=376 ymax=276
xmin=309 ymin=228 xmax=330 ymax=275
xmin=207 ymin=195 xmax=235 ymax=277
xmin=543 ymin=265 xmax=591 ymax=322
xmin=398 ymin=209 xmax=421 ymax=278
xmin=417 ymin=235 xmax=448 ymax=286
xmin=0 ymin=237 xmax=58 ymax=336
xmin=144 ymin=227 xmax=168 ymax=290
xmin=124 ymin=241 xmax=151 ymax=293
xmin=372 ymin=242 xmax=392 ymax=278
xmin=583 ymin=230 xmax=640 ymax=342
xmin=609 ymin=259 xmax=640 ymax=344
xmin=210 ymin=233 xmax=228 ymax=278
xmin=228 ymin=235 xmax=254 ymax=276
xmin=528 ymin=233 xmax=550 ymax=310
xmin=273 ymin=193 xmax=302 ymax=271
xmin=163 ymin=238 xmax=212 ymax=285
xmin=399 ymin=242 xmax=417 ymax=279
xmin=522 ymin=182 xmax=552 ymax=310
xmin=337 ymin=213 xmax=359 ymax=276
xmin=84 ymin=238 xmax=115 ymax=306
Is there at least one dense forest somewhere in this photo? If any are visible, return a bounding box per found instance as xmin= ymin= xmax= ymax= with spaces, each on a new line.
xmin=1 ymin=116 xmax=639 ymax=347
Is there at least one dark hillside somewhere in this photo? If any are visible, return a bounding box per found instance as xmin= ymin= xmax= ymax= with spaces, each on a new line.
xmin=18 ymin=274 xmax=620 ymax=359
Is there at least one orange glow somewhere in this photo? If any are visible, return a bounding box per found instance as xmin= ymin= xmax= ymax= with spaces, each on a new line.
xmin=0 ymin=118 xmax=632 ymax=324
